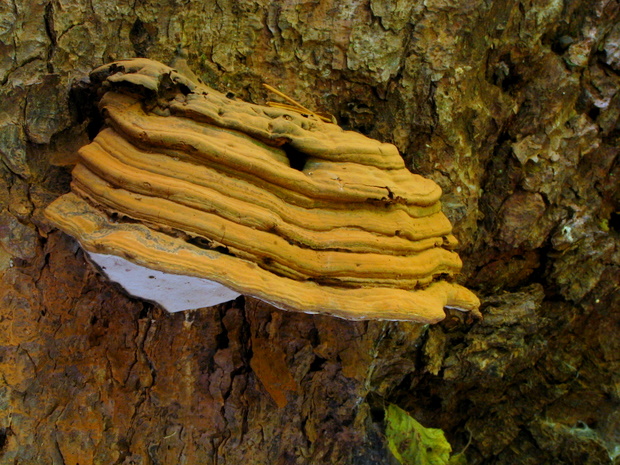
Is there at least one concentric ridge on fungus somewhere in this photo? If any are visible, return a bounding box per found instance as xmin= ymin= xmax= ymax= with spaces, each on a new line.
xmin=45 ymin=58 xmax=481 ymax=323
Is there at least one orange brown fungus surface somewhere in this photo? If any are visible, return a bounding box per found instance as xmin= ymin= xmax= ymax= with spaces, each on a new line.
xmin=45 ymin=58 xmax=480 ymax=323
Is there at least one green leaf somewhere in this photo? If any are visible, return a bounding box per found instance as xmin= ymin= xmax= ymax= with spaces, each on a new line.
xmin=385 ymin=403 xmax=455 ymax=465
xmin=448 ymin=452 xmax=469 ymax=465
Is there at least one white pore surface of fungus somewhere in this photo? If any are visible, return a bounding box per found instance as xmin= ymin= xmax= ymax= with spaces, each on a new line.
xmin=88 ymin=251 xmax=241 ymax=312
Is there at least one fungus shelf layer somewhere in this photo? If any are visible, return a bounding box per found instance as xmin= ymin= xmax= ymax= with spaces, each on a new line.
xmin=45 ymin=58 xmax=480 ymax=322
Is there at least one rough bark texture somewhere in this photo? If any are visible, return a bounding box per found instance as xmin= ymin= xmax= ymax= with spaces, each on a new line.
xmin=0 ymin=0 xmax=619 ymax=464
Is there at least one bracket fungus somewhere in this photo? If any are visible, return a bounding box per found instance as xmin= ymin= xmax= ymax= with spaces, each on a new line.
xmin=45 ymin=58 xmax=480 ymax=323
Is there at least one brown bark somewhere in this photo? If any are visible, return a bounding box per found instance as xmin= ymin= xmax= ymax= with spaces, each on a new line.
xmin=0 ymin=0 xmax=619 ymax=464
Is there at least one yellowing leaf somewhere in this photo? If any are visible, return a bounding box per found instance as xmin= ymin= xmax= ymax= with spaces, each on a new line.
xmin=385 ymin=404 xmax=454 ymax=465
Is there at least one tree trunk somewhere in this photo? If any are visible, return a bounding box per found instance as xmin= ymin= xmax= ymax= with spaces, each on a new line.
xmin=1 ymin=0 xmax=619 ymax=464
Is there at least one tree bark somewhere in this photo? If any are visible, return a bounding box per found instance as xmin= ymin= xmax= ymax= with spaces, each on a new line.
xmin=0 ymin=0 xmax=619 ymax=464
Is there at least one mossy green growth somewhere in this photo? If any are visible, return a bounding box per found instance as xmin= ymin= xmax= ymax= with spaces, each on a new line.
xmin=385 ymin=403 xmax=467 ymax=465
